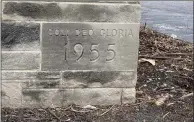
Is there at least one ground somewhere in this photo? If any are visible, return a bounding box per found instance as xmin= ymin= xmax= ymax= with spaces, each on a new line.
xmin=2 ymin=27 xmax=193 ymax=122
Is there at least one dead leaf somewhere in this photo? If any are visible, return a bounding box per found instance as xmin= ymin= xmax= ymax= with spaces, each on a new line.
xmin=82 ymin=105 xmax=97 ymax=110
xmin=155 ymin=94 xmax=170 ymax=106
xmin=139 ymin=58 xmax=156 ymax=66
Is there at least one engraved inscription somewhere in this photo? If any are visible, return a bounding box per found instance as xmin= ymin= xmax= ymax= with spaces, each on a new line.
xmin=76 ymin=29 xmax=94 ymax=36
xmin=49 ymin=29 xmax=69 ymax=36
xmin=42 ymin=23 xmax=139 ymax=70
xmin=74 ymin=44 xmax=84 ymax=61
xmin=100 ymin=29 xmax=133 ymax=37
xmin=106 ymin=44 xmax=116 ymax=62
xmin=90 ymin=44 xmax=99 ymax=62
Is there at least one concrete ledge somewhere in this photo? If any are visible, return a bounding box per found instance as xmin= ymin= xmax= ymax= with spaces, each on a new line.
xmin=2 ymin=71 xmax=61 ymax=80
xmin=2 ymin=71 xmax=136 ymax=88
xmin=2 ymin=2 xmax=140 ymax=23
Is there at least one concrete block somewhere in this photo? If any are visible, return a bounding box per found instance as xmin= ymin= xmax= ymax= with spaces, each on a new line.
xmin=2 ymin=82 xmax=22 ymax=108
xmin=22 ymin=80 xmax=60 ymax=89
xmin=2 ymin=2 xmax=141 ymax=23
xmin=1 ymin=21 xmax=40 ymax=51
xmin=22 ymin=89 xmax=63 ymax=108
xmin=2 ymin=52 xmax=40 ymax=70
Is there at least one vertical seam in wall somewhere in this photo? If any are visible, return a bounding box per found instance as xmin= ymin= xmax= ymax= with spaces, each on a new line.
xmin=60 ymin=71 xmax=63 ymax=90
xmin=120 ymin=88 xmax=123 ymax=105
xmin=20 ymin=82 xmax=23 ymax=108
xmin=39 ymin=22 xmax=42 ymax=71
xmin=60 ymin=71 xmax=64 ymax=107
xmin=1 ymin=0 xmax=2 ymax=114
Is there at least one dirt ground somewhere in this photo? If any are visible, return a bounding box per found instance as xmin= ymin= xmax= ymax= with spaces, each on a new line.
xmin=2 ymin=27 xmax=193 ymax=122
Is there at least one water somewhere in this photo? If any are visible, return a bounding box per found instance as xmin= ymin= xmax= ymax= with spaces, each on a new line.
xmin=140 ymin=1 xmax=193 ymax=42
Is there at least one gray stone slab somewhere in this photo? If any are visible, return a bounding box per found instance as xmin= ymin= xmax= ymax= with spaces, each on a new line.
xmin=1 ymin=22 xmax=40 ymax=51
xmin=2 ymin=2 xmax=140 ymax=23
xmin=62 ymin=71 xmax=136 ymax=88
xmin=22 ymin=89 xmax=63 ymax=108
xmin=2 ymin=71 xmax=61 ymax=80
xmin=2 ymin=82 xmax=22 ymax=108
xmin=42 ymin=23 xmax=139 ymax=71
xmin=2 ymin=52 xmax=40 ymax=70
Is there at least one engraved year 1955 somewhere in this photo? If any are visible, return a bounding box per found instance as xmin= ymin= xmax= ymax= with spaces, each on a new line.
xmin=47 ymin=28 xmax=118 ymax=62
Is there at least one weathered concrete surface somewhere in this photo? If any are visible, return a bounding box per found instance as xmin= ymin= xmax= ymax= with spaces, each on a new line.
xmin=22 ymin=80 xmax=61 ymax=89
xmin=2 ymin=82 xmax=22 ymax=108
xmin=2 ymin=71 xmax=136 ymax=88
xmin=2 ymin=2 xmax=141 ymax=23
xmin=19 ymin=88 xmax=135 ymax=107
xmin=62 ymin=88 xmax=135 ymax=106
xmin=2 ymin=52 xmax=40 ymax=70
xmin=1 ymin=22 xmax=40 ymax=51
xmin=122 ymin=88 xmax=136 ymax=104
xmin=22 ymin=89 xmax=63 ymax=108
xmin=62 ymin=71 xmax=137 ymax=88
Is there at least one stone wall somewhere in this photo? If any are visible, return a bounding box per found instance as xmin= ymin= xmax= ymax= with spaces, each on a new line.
xmin=1 ymin=0 xmax=141 ymax=108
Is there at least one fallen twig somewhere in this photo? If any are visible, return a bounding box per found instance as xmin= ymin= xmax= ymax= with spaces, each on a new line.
xmin=163 ymin=112 xmax=170 ymax=119
xmin=179 ymin=93 xmax=193 ymax=100
xmin=100 ymin=105 xmax=115 ymax=116
xmin=47 ymin=108 xmax=61 ymax=121
xmin=70 ymin=106 xmax=92 ymax=113
xmin=63 ymin=105 xmax=72 ymax=111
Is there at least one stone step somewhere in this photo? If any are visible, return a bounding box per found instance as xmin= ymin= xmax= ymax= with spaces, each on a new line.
xmin=2 ymin=83 xmax=135 ymax=108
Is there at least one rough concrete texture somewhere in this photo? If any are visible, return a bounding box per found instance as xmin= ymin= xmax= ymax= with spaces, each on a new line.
xmin=22 ymin=80 xmax=61 ymax=89
xmin=1 ymin=21 xmax=40 ymax=51
xmin=20 ymin=88 xmax=135 ymax=107
xmin=2 ymin=71 xmax=136 ymax=88
xmin=62 ymin=71 xmax=137 ymax=88
xmin=2 ymin=52 xmax=40 ymax=70
xmin=122 ymin=88 xmax=136 ymax=104
xmin=2 ymin=82 xmax=22 ymax=108
xmin=22 ymin=89 xmax=63 ymax=108
xmin=1 ymin=83 xmax=135 ymax=108
xmin=2 ymin=2 xmax=140 ymax=23
xmin=62 ymin=88 xmax=135 ymax=106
